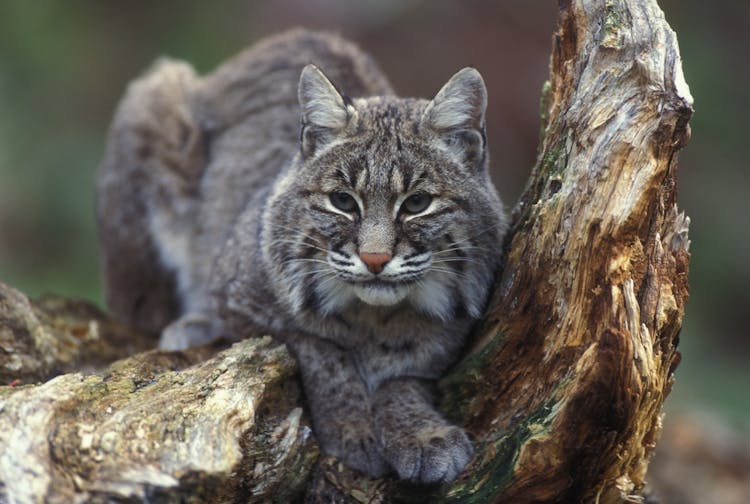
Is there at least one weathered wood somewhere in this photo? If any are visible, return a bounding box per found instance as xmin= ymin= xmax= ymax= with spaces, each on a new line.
xmin=315 ymin=0 xmax=692 ymax=500
xmin=0 ymin=0 xmax=692 ymax=502
xmin=0 ymin=304 xmax=314 ymax=502
xmin=0 ymin=282 xmax=153 ymax=386
xmin=434 ymin=0 xmax=692 ymax=500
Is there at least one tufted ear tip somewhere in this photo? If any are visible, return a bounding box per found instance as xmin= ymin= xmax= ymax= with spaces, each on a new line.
xmin=298 ymin=64 xmax=350 ymax=130
xmin=422 ymin=67 xmax=487 ymax=132
xmin=421 ymin=68 xmax=489 ymax=172
xmin=297 ymin=64 xmax=355 ymax=157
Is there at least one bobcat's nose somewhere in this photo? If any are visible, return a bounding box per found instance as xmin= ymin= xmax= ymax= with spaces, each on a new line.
xmin=359 ymin=252 xmax=392 ymax=274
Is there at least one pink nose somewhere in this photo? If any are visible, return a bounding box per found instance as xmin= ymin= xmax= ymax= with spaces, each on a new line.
xmin=359 ymin=252 xmax=392 ymax=274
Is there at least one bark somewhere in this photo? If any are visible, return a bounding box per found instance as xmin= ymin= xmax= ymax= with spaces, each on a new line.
xmin=0 ymin=0 xmax=692 ymax=502
xmin=0 ymin=288 xmax=313 ymax=502
xmin=0 ymin=282 xmax=152 ymax=386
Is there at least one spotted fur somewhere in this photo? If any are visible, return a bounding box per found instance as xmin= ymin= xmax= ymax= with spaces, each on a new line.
xmin=97 ymin=30 xmax=507 ymax=483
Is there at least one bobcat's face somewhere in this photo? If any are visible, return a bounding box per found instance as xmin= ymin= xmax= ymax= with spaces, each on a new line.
xmin=308 ymin=136 xmax=495 ymax=319
xmin=264 ymin=65 xmax=505 ymax=321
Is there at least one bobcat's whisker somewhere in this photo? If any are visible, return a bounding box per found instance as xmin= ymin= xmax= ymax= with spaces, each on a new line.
xmin=426 ymin=266 xmax=472 ymax=281
xmin=434 ymin=244 xmax=491 ymax=256
xmin=271 ymin=238 xmax=329 ymax=255
xmin=283 ymin=257 xmax=331 ymax=267
xmin=431 ymin=257 xmax=483 ymax=267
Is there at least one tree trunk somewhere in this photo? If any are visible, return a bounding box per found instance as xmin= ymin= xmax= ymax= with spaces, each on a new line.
xmin=0 ymin=0 xmax=692 ymax=502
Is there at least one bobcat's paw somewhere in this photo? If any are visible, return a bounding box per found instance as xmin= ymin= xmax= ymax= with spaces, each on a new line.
xmin=159 ymin=315 xmax=214 ymax=350
xmin=339 ymin=430 xmax=389 ymax=478
xmin=318 ymin=420 xmax=389 ymax=478
xmin=384 ymin=423 xmax=473 ymax=484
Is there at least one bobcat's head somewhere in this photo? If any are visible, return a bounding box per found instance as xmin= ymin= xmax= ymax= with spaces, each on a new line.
xmin=264 ymin=64 xmax=506 ymax=321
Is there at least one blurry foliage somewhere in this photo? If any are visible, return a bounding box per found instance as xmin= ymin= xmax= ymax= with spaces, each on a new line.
xmin=0 ymin=1 xmax=748 ymax=423
xmin=0 ymin=1 xmax=249 ymax=301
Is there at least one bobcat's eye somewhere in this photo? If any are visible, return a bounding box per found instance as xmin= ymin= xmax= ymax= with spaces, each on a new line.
xmin=401 ymin=193 xmax=432 ymax=215
xmin=329 ymin=192 xmax=358 ymax=213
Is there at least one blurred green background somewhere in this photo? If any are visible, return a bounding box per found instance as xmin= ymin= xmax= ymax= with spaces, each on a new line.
xmin=0 ymin=0 xmax=748 ymax=429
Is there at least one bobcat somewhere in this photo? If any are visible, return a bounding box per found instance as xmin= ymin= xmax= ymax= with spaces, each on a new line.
xmin=97 ymin=29 xmax=507 ymax=483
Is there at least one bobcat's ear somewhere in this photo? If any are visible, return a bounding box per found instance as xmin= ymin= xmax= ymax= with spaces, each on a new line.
xmin=298 ymin=64 xmax=353 ymax=157
xmin=422 ymin=67 xmax=488 ymax=171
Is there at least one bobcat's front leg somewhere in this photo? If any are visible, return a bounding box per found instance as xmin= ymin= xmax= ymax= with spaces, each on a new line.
xmin=372 ymin=378 xmax=473 ymax=483
xmin=288 ymin=336 xmax=388 ymax=477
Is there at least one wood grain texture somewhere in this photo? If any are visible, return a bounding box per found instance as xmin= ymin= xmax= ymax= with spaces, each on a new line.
xmin=437 ymin=0 xmax=692 ymax=501
xmin=0 ymin=282 xmax=153 ymax=385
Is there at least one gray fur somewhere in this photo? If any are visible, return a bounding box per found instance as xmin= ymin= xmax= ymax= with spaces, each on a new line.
xmin=97 ymin=29 xmax=507 ymax=483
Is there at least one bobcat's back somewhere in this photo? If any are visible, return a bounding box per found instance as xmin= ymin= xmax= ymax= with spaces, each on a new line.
xmin=97 ymin=30 xmax=392 ymax=333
